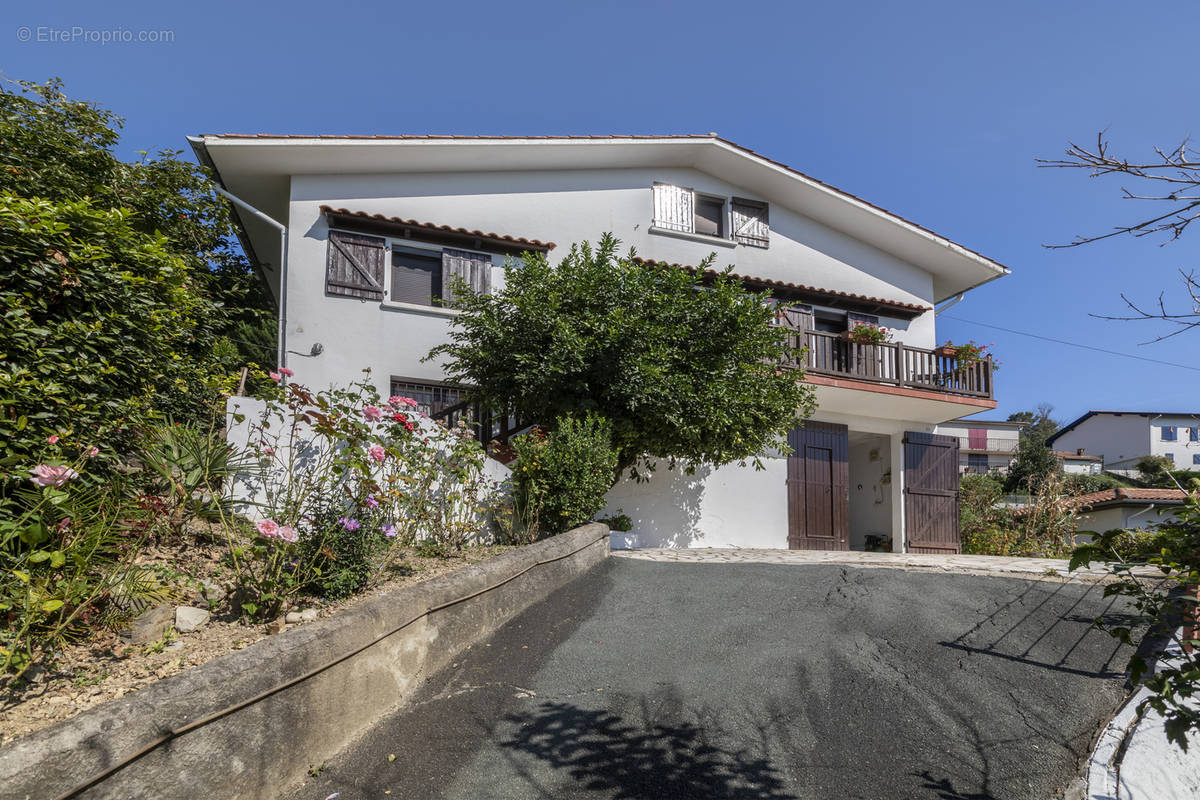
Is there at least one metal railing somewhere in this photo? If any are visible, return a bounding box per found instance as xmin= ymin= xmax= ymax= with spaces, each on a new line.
xmin=430 ymin=399 xmax=531 ymax=447
xmin=955 ymin=437 xmax=1019 ymax=453
xmin=781 ymin=330 xmax=995 ymax=400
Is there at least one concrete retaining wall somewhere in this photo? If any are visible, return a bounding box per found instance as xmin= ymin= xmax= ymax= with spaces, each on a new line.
xmin=0 ymin=524 xmax=609 ymax=800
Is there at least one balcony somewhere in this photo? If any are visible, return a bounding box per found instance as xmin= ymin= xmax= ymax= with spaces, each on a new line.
xmin=955 ymin=437 xmax=1019 ymax=453
xmin=781 ymin=330 xmax=995 ymax=401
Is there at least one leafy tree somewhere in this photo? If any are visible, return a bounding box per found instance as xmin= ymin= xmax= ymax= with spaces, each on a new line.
xmin=1004 ymin=432 xmax=1060 ymax=493
xmin=1136 ymin=455 xmax=1175 ymax=486
xmin=430 ymin=235 xmax=815 ymax=480
xmin=1007 ymin=403 xmax=1059 ymax=441
xmin=0 ymin=78 xmax=273 ymax=477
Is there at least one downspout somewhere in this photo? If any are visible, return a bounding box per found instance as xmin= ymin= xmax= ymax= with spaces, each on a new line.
xmin=211 ymin=186 xmax=289 ymax=369
xmin=934 ymin=293 xmax=964 ymax=316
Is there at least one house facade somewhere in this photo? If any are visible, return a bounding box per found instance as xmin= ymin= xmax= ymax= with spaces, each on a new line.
xmin=933 ymin=418 xmax=1026 ymax=475
xmin=1047 ymin=411 xmax=1200 ymax=474
xmin=1069 ymin=488 xmax=1187 ymax=535
xmin=192 ymin=134 xmax=1008 ymax=553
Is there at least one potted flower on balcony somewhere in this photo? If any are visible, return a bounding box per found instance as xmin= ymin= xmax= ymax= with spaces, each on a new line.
xmin=845 ymin=321 xmax=893 ymax=345
xmin=940 ymin=340 xmax=1000 ymax=371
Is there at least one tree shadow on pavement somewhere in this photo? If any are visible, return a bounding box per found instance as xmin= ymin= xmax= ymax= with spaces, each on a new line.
xmin=499 ymin=700 xmax=797 ymax=799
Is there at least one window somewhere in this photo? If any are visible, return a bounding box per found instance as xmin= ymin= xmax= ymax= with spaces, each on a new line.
xmin=813 ymin=310 xmax=847 ymax=333
xmin=1190 ymin=427 xmax=1199 ymax=442
xmin=694 ymin=195 xmax=725 ymax=237
xmin=391 ymin=248 xmax=442 ymax=306
xmin=1161 ymin=425 xmax=1178 ymax=441
xmin=652 ymin=183 xmax=768 ymax=244
xmin=1164 ymin=452 xmax=1175 ymax=463
xmin=389 ymin=378 xmax=467 ymax=416
xmin=1193 ymin=454 xmax=1200 ymax=466
xmin=966 ymin=453 xmax=989 ymax=474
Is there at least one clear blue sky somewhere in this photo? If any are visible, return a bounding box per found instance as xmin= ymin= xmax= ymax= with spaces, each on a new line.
xmin=6 ymin=0 xmax=1198 ymax=424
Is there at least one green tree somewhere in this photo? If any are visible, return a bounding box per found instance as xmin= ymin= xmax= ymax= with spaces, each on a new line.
xmin=430 ymin=235 xmax=814 ymax=480
xmin=1004 ymin=432 xmax=1060 ymax=493
xmin=1007 ymin=403 xmax=1059 ymax=440
xmin=0 ymin=78 xmax=273 ymax=476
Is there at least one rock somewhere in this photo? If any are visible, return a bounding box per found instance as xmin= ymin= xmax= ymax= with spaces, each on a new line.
xmin=265 ymin=617 xmax=287 ymax=635
xmin=299 ymin=609 xmax=318 ymax=622
xmin=46 ymin=696 xmax=69 ymax=705
xmin=200 ymin=580 xmax=227 ymax=604
xmin=174 ymin=606 xmax=210 ymax=634
xmin=285 ymin=612 xmax=302 ymax=624
xmin=165 ymin=641 xmax=184 ymax=651
xmin=119 ymin=603 xmax=174 ymax=645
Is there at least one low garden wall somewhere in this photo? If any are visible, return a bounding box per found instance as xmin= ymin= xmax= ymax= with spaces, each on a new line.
xmin=0 ymin=524 xmax=609 ymax=800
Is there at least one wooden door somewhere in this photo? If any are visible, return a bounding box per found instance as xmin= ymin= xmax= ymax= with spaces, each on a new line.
xmin=787 ymin=422 xmax=849 ymax=550
xmin=904 ymin=432 xmax=962 ymax=554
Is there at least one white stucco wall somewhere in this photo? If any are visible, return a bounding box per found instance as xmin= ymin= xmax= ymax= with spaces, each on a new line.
xmin=280 ymin=167 xmax=940 ymax=395
xmin=1074 ymin=504 xmax=1181 ymax=535
xmin=1053 ymin=415 xmax=1150 ymax=472
xmin=1149 ymin=414 xmax=1200 ymax=471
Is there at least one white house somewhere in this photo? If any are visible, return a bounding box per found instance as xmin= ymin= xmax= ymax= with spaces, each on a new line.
xmin=933 ymin=418 xmax=1026 ymax=475
xmin=1054 ymin=450 xmax=1104 ymax=475
xmin=191 ymin=134 xmax=1009 ymax=554
xmin=1068 ymin=488 xmax=1188 ymax=535
xmin=1047 ymin=411 xmax=1200 ymax=474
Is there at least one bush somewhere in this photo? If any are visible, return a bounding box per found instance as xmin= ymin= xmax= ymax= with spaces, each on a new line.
xmin=1061 ymin=472 xmax=1130 ymax=495
xmin=510 ymin=414 xmax=618 ymax=537
xmin=298 ymin=498 xmax=384 ymax=601
xmin=961 ymin=472 xmax=1077 ymax=558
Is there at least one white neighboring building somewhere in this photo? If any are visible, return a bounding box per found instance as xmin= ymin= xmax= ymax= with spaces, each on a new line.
xmin=1054 ymin=450 xmax=1103 ymax=475
xmin=934 ymin=418 xmax=1025 ymax=474
xmin=1047 ymin=411 xmax=1200 ymax=474
xmin=1069 ymin=488 xmax=1188 ymax=534
xmin=193 ymin=134 xmax=1009 ymax=554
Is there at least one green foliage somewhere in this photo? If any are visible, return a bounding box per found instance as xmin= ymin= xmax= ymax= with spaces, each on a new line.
xmin=1061 ymin=472 xmax=1131 ymax=495
xmin=509 ymin=414 xmax=619 ymax=537
xmin=0 ymin=459 xmax=171 ymax=680
xmin=1006 ymin=404 xmax=1059 ymax=441
xmin=0 ymin=78 xmax=273 ymax=484
xmin=1004 ymin=433 xmax=1061 ymax=493
xmin=1071 ymin=491 xmax=1200 ymax=749
xmin=597 ymin=511 xmax=633 ymax=533
xmin=961 ymin=472 xmax=1077 ymax=558
xmin=430 ymin=234 xmax=814 ymax=479
xmin=1136 ymin=455 xmax=1175 ymax=486
xmin=298 ymin=501 xmax=382 ymax=601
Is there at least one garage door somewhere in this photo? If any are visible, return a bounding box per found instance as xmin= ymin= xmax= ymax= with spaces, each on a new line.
xmin=904 ymin=431 xmax=961 ymax=554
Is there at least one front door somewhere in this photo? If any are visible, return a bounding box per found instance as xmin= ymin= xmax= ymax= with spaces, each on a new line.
xmin=787 ymin=422 xmax=849 ymax=550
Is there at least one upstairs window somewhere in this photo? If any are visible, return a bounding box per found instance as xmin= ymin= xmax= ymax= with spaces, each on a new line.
xmin=1190 ymin=427 xmax=1199 ymax=442
xmin=1161 ymin=425 xmax=1178 ymax=441
xmin=652 ymin=183 xmax=769 ymax=246
xmin=1165 ymin=451 xmax=1175 ymax=463
xmin=1193 ymin=454 xmax=1200 ymax=466
xmin=391 ymin=248 xmax=442 ymax=306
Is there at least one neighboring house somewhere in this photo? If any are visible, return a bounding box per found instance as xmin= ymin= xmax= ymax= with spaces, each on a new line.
xmin=192 ymin=134 xmax=1008 ymax=554
xmin=1047 ymin=411 xmax=1200 ymax=474
xmin=1068 ymin=488 xmax=1188 ymax=535
xmin=934 ymin=418 xmax=1026 ymax=475
xmin=1054 ymin=450 xmax=1103 ymax=475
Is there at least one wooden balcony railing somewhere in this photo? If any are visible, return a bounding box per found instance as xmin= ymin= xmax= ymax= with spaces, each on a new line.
xmin=782 ymin=330 xmax=994 ymax=400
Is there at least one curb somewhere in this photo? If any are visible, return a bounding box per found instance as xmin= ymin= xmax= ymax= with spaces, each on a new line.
xmin=0 ymin=525 xmax=609 ymax=800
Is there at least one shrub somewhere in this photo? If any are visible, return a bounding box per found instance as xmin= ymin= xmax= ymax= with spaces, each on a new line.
xmin=298 ymin=497 xmax=383 ymax=601
xmin=961 ymin=472 xmax=1076 ymax=558
xmin=597 ymin=511 xmax=633 ymax=532
xmin=510 ymin=414 xmax=619 ymax=537
xmin=1061 ymin=472 xmax=1130 ymax=495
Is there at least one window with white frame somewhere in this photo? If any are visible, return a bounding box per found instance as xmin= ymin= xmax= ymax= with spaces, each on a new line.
xmin=652 ymin=183 xmax=769 ymax=246
xmin=325 ymin=229 xmax=492 ymax=308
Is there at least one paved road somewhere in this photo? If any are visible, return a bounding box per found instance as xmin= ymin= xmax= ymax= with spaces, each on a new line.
xmin=287 ymin=559 xmax=1136 ymax=800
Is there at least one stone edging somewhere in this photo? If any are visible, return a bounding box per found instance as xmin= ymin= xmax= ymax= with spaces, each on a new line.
xmin=0 ymin=524 xmax=609 ymax=800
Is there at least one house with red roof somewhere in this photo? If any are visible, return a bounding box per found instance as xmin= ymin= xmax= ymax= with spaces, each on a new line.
xmin=193 ymin=134 xmax=1009 ymax=554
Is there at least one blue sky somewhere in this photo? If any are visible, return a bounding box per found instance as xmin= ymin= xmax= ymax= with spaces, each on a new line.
xmin=6 ymin=0 xmax=1199 ymax=425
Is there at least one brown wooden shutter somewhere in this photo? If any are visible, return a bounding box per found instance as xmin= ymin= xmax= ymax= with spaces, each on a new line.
xmin=787 ymin=422 xmax=850 ymax=550
xmin=731 ymin=198 xmax=769 ymax=247
xmin=441 ymin=249 xmax=492 ymax=307
xmin=326 ymin=230 xmax=385 ymax=300
xmin=903 ymin=432 xmax=961 ymax=554
xmin=652 ymin=183 xmax=694 ymax=232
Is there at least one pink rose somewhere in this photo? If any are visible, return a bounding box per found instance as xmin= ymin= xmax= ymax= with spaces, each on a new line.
xmin=277 ymin=525 xmax=298 ymax=543
xmin=368 ymin=444 xmax=386 ymax=463
xmin=255 ymin=519 xmax=280 ymax=539
xmin=47 ymin=435 xmax=60 ymax=444
xmin=268 ymin=371 xmax=282 ymax=382
xmin=389 ymin=396 xmax=419 ymax=409
xmin=262 ymin=446 xmax=275 ymax=456
xmin=86 ymin=447 xmax=99 ymax=457
xmin=278 ymin=367 xmax=294 ymax=377
xmin=363 ymin=406 xmax=383 ymax=422
xmin=30 ymin=464 xmax=78 ymax=488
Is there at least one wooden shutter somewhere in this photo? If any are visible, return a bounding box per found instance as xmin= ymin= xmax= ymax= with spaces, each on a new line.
xmin=326 ymin=230 xmax=385 ymax=300
xmin=903 ymin=432 xmax=961 ymax=554
xmin=787 ymin=422 xmax=850 ymax=550
xmin=652 ymin=183 xmax=694 ymax=233
xmin=441 ymin=249 xmax=492 ymax=307
xmin=731 ymin=198 xmax=769 ymax=247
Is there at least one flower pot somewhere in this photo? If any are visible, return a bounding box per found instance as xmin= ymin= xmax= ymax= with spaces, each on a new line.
xmin=934 ymin=345 xmax=957 ymax=358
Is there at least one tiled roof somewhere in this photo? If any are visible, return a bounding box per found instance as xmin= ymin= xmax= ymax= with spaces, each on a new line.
xmin=1052 ymin=451 xmax=1103 ymax=462
xmin=203 ymin=133 xmax=1009 ymax=277
xmin=321 ymin=207 xmax=555 ymax=251
xmin=1071 ymin=488 xmax=1189 ymax=510
xmin=632 ymin=257 xmax=930 ymax=315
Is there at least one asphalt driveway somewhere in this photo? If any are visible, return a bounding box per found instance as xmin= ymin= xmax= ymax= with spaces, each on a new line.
xmin=287 ymin=558 xmax=1136 ymax=800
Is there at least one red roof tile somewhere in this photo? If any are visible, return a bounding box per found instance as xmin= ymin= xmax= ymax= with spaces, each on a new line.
xmin=632 ymin=257 xmax=930 ymax=315
xmin=1071 ymin=488 xmax=1189 ymax=510
xmin=321 ymin=206 xmax=555 ymax=251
